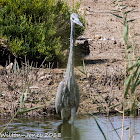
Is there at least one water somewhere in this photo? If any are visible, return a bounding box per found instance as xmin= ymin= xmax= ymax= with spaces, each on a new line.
xmin=0 ymin=115 xmax=140 ymax=140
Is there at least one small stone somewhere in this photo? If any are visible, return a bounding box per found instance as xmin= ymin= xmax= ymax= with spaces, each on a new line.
xmin=6 ymin=63 xmax=13 ymax=73
xmin=113 ymin=40 xmax=117 ymax=44
xmin=29 ymin=86 xmax=39 ymax=89
xmin=93 ymin=35 xmax=101 ymax=40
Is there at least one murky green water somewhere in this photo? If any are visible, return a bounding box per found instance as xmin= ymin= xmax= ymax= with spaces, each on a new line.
xmin=0 ymin=115 xmax=140 ymax=140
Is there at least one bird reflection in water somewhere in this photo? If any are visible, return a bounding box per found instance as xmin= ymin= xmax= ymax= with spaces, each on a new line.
xmin=57 ymin=122 xmax=80 ymax=140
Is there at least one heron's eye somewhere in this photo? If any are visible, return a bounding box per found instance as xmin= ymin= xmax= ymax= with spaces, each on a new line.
xmin=72 ymin=17 xmax=74 ymax=20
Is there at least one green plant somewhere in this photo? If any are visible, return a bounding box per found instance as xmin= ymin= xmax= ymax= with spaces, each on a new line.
xmin=0 ymin=60 xmax=50 ymax=134
xmin=94 ymin=115 xmax=107 ymax=140
xmin=0 ymin=0 xmax=84 ymax=63
xmin=77 ymin=59 xmax=87 ymax=78
xmin=111 ymin=0 xmax=140 ymax=139
xmin=111 ymin=0 xmax=139 ymax=115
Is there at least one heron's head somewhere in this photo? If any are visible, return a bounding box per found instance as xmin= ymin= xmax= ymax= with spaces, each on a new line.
xmin=70 ymin=13 xmax=83 ymax=27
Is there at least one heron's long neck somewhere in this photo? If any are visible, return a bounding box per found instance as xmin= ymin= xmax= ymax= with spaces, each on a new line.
xmin=65 ymin=21 xmax=75 ymax=77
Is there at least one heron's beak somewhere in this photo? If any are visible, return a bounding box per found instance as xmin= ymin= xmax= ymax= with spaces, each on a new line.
xmin=78 ymin=21 xmax=83 ymax=27
xmin=75 ymin=19 xmax=83 ymax=27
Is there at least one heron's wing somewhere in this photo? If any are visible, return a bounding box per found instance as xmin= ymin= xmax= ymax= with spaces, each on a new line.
xmin=55 ymin=81 xmax=64 ymax=114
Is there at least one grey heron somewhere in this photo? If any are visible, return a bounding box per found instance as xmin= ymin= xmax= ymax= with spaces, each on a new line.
xmin=55 ymin=13 xmax=83 ymax=123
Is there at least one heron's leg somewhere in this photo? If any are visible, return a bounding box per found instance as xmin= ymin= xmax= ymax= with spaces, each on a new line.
xmin=61 ymin=108 xmax=71 ymax=123
xmin=61 ymin=109 xmax=65 ymax=122
xmin=71 ymin=108 xmax=76 ymax=124
xmin=61 ymin=109 xmax=63 ymax=118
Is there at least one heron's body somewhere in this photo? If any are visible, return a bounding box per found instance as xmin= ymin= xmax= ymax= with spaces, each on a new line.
xmin=55 ymin=13 xmax=83 ymax=123
xmin=55 ymin=75 xmax=79 ymax=122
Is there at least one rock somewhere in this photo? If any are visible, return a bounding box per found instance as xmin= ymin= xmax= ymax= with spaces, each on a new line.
xmin=0 ymin=65 xmax=4 ymax=70
xmin=113 ymin=40 xmax=117 ymax=44
xmin=38 ymin=74 xmax=52 ymax=81
xmin=93 ymin=35 xmax=101 ymax=40
xmin=6 ymin=63 xmax=13 ymax=73
xmin=29 ymin=86 xmax=39 ymax=89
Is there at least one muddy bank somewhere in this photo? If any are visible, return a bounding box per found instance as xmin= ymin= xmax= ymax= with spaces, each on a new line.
xmin=0 ymin=63 xmax=124 ymax=117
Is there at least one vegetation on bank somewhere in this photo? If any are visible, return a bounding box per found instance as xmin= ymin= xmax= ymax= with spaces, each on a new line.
xmin=0 ymin=0 xmax=84 ymax=63
xmin=111 ymin=0 xmax=140 ymax=115
xmin=94 ymin=0 xmax=140 ymax=139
